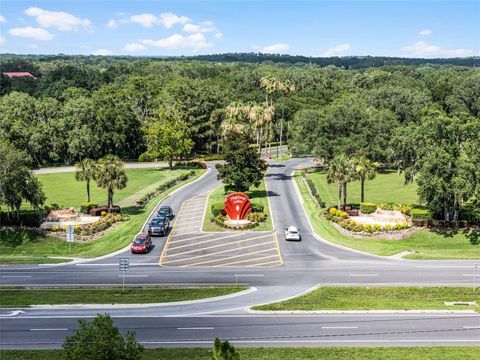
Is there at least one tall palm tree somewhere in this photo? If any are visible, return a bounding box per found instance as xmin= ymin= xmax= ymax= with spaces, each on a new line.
xmin=354 ymin=157 xmax=380 ymax=203
xmin=75 ymin=158 xmax=98 ymax=203
xmin=95 ymin=155 xmax=128 ymax=209
xmin=326 ymin=155 xmax=351 ymax=210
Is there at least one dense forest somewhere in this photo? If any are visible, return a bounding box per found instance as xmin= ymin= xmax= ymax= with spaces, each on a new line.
xmin=0 ymin=55 xmax=479 ymax=221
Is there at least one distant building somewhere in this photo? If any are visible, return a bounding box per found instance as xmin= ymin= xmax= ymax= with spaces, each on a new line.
xmin=2 ymin=72 xmax=37 ymax=79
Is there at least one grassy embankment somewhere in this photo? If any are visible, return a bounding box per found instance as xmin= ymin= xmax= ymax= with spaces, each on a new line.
xmin=0 ymin=286 xmax=247 ymax=307
xmin=0 ymin=169 xmax=204 ymax=264
xmin=202 ymin=180 xmax=272 ymax=232
xmin=297 ymin=171 xmax=480 ymax=259
xmin=2 ymin=347 xmax=480 ymax=360
xmin=253 ymin=286 xmax=480 ymax=311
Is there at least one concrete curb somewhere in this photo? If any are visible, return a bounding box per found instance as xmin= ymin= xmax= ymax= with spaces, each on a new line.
xmin=246 ymin=309 xmax=478 ymax=315
xmin=26 ymin=286 xmax=257 ymax=310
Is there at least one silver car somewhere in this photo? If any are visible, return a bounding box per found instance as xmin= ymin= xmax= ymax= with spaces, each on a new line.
xmin=284 ymin=226 xmax=301 ymax=241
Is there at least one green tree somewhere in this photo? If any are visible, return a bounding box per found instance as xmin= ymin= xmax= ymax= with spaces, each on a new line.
xmin=213 ymin=337 xmax=240 ymax=360
xmin=353 ymin=157 xmax=380 ymax=203
xmin=95 ymin=155 xmax=128 ymax=209
xmin=216 ymin=130 xmax=267 ymax=192
xmin=63 ymin=314 xmax=143 ymax=360
xmin=142 ymin=107 xmax=194 ymax=169
xmin=326 ymin=154 xmax=352 ymax=209
xmin=75 ymin=158 xmax=98 ymax=203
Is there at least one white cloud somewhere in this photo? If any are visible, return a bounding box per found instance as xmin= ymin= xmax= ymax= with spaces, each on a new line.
xmin=182 ymin=21 xmax=216 ymax=33
xmin=322 ymin=43 xmax=351 ymax=56
xmin=122 ymin=42 xmax=147 ymax=52
xmin=9 ymin=26 xmax=54 ymax=41
xmin=141 ymin=33 xmax=211 ymax=51
xmin=158 ymin=12 xmax=190 ymax=28
xmin=0 ymin=36 xmax=5 ymax=45
xmin=0 ymin=15 xmax=6 ymax=24
xmin=25 ymin=7 xmax=92 ymax=32
xmin=214 ymin=32 xmax=223 ymax=39
xmin=130 ymin=13 xmax=157 ymax=28
xmin=262 ymin=43 xmax=289 ymax=53
xmin=401 ymin=41 xmax=474 ymax=57
xmin=90 ymin=49 xmax=112 ymax=56
xmin=107 ymin=19 xmax=117 ymax=29
xmin=419 ymin=29 xmax=432 ymax=36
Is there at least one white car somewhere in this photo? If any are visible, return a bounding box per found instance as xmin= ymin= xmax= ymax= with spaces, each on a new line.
xmin=284 ymin=226 xmax=301 ymax=241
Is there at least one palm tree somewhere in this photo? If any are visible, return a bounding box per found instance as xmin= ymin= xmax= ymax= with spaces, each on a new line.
xmin=75 ymin=158 xmax=98 ymax=203
xmin=95 ymin=155 xmax=128 ymax=209
xmin=326 ymin=154 xmax=351 ymax=210
xmin=354 ymin=157 xmax=380 ymax=203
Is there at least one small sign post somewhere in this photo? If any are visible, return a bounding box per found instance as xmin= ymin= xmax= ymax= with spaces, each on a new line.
xmin=66 ymin=225 xmax=74 ymax=254
xmin=119 ymin=258 xmax=129 ymax=292
xmin=474 ymin=263 xmax=479 ymax=293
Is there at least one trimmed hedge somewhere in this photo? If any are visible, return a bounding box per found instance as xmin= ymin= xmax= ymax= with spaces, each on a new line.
xmin=411 ymin=208 xmax=432 ymax=220
xmin=304 ymin=176 xmax=326 ymax=208
xmin=250 ymin=202 xmax=264 ymax=213
xmin=360 ymin=202 xmax=377 ymax=214
xmin=80 ymin=202 xmax=98 ymax=214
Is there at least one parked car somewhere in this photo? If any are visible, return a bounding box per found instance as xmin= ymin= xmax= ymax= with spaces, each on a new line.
xmin=157 ymin=205 xmax=174 ymax=219
xmin=131 ymin=233 xmax=152 ymax=254
xmin=148 ymin=216 xmax=169 ymax=236
xmin=284 ymin=226 xmax=301 ymax=241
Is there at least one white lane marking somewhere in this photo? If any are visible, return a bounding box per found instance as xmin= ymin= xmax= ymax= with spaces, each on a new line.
xmin=30 ymin=328 xmax=68 ymax=331
xmin=463 ymin=326 xmax=480 ymax=329
xmin=234 ymin=274 xmax=264 ymax=277
xmin=177 ymin=327 xmax=215 ymax=330
xmin=117 ymin=275 xmax=149 ymax=278
xmin=0 ymin=310 xmax=26 ymax=317
xmin=349 ymin=274 xmax=379 ymax=277
xmin=1 ymin=275 xmax=32 ymax=278
xmin=77 ymin=263 xmax=159 ymax=267
xmin=416 ymin=266 xmax=472 ymax=269
xmin=321 ymin=326 xmax=358 ymax=329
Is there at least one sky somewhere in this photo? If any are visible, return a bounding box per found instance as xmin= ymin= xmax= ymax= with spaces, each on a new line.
xmin=0 ymin=0 xmax=479 ymax=58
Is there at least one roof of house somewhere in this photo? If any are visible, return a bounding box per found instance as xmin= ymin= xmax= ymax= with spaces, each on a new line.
xmin=2 ymin=72 xmax=37 ymax=79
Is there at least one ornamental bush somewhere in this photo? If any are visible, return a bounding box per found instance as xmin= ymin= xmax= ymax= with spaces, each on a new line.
xmin=394 ymin=223 xmax=402 ymax=230
xmin=385 ymin=224 xmax=392 ymax=231
xmin=80 ymin=202 xmax=98 ymax=214
xmin=373 ymin=224 xmax=381 ymax=231
xmin=211 ymin=202 xmax=226 ymax=217
xmin=248 ymin=212 xmax=266 ymax=223
xmin=411 ymin=208 xmax=432 ymax=220
xmin=378 ymin=202 xmax=396 ymax=211
xmin=250 ymin=202 xmax=264 ymax=213
xmin=339 ymin=211 xmax=348 ymax=219
xmin=329 ymin=208 xmax=338 ymax=216
xmin=360 ymin=202 xmax=377 ymax=214
xmin=401 ymin=221 xmax=410 ymax=229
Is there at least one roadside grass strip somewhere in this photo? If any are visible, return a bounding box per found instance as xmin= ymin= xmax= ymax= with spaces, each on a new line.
xmin=252 ymin=287 xmax=480 ymax=312
xmin=0 ymin=286 xmax=247 ymax=307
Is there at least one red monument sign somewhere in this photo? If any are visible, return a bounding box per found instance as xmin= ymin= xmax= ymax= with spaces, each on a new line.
xmin=224 ymin=192 xmax=252 ymax=220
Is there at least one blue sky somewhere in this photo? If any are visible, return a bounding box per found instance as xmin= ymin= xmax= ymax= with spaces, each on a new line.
xmin=1 ymin=1 xmax=479 ymax=57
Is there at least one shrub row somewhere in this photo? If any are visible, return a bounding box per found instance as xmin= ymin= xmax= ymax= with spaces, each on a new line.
xmin=304 ymin=175 xmax=326 ymax=208
xmin=80 ymin=202 xmax=98 ymax=214
xmin=338 ymin=219 xmax=411 ymax=234
xmin=360 ymin=202 xmax=377 ymax=214
xmin=411 ymin=208 xmax=432 ymax=220
xmin=197 ymin=154 xmax=224 ymax=161
xmin=213 ymin=213 xmax=264 ymax=230
xmin=174 ymin=161 xmax=207 ymax=169
xmin=136 ymin=170 xmax=196 ymax=208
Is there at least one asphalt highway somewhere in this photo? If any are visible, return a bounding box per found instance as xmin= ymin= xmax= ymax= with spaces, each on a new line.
xmin=1 ymin=158 xmax=479 ymax=349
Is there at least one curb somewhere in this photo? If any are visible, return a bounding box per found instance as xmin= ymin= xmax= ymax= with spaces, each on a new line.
xmin=246 ymin=309 xmax=478 ymax=315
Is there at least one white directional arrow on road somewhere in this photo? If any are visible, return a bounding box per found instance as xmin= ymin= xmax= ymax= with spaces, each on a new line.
xmin=0 ymin=310 xmax=26 ymax=317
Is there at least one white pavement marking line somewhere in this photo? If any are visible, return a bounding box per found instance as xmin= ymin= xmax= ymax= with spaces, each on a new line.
xmin=117 ymin=275 xmax=149 ymax=277
xmin=463 ymin=326 xmax=480 ymax=329
xmin=1 ymin=275 xmax=32 ymax=278
xmin=349 ymin=274 xmax=379 ymax=277
xmin=0 ymin=310 xmax=26 ymax=317
xmin=177 ymin=327 xmax=215 ymax=330
xmin=30 ymin=328 xmax=68 ymax=331
xmin=417 ymin=266 xmax=472 ymax=269
xmin=321 ymin=326 xmax=358 ymax=329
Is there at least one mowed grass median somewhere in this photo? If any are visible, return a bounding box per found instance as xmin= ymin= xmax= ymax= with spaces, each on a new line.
xmin=203 ymin=180 xmax=272 ymax=232
xmin=296 ymin=173 xmax=480 ymax=259
xmin=0 ymin=286 xmax=247 ymax=307
xmin=2 ymin=347 xmax=480 ymax=360
xmin=0 ymin=169 xmax=204 ymax=263
xmin=253 ymin=286 xmax=480 ymax=312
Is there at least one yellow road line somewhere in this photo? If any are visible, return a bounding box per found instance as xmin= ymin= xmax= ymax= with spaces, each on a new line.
xmin=172 ymin=224 xmax=201 ymax=230
xmin=169 ymin=233 xmax=214 ymax=244
xmin=214 ymin=254 xmax=278 ymax=267
xmin=171 ymin=231 xmax=199 ymax=237
xmin=159 ymin=201 xmax=186 ymax=265
xmin=163 ymin=240 xmax=276 ymax=265
xmin=273 ymin=231 xmax=284 ymax=266
xmin=166 ymin=234 xmax=272 ymax=258
xmin=181 ymin=247 xmax=277 ymax=268
xmin=177 ymin=210 xmax=205 ymax=216
xmin=168 ymin=232 xmax=245 ymax=249
xmin=175 ymin=215 xmax=203 ymax=221
xmin=248 ymin=259 xmax=282 ymax=267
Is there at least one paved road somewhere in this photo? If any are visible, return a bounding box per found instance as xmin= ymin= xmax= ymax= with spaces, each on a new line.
xmin=32 ymin=161 xmax=171 ymax=174
xmin=1 ymin=158 xmax=479 ymax=349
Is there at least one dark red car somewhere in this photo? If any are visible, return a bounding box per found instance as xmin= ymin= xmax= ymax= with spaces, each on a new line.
xmin=131 ymin=233 xmax=152 ymax=254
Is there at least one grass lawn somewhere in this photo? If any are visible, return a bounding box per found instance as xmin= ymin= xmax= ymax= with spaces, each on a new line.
xmin=308 ymin=169 xmax=418 ymax=206
xmin=0 ymin=170 xmax=204 ymax=263
xmin=295 ymin=173 xmax=480 ymax=259
xmin=0 ymin=286 xmax=247 ymax=307
xmin=34 ymin=167 xmax=194 ymax=210
xmin=253 ymin=286 xmax=480 ymax=311
xmin=2 ymin=347 xmax=480 ymax=360
xmin=202 ymin=180 xmax=272 ymax=232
